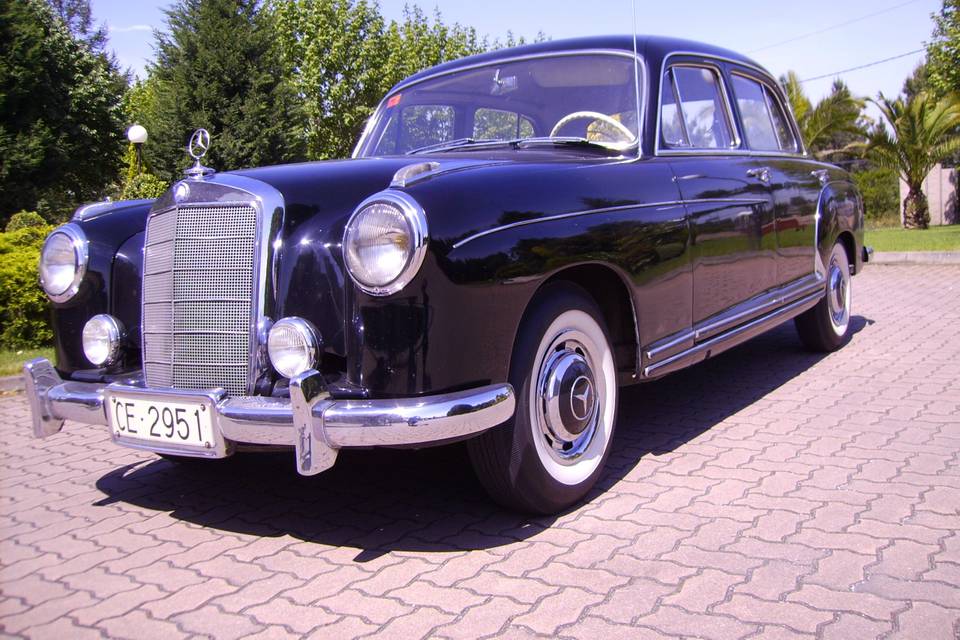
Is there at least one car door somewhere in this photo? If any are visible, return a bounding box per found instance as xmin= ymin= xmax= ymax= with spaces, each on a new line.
xmin=728 ymin=70 xmax=820 ymax=285
xmin=659 ymin=61 xmax=778 ymax=328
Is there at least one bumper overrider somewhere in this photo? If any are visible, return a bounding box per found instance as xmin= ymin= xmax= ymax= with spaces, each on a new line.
xmin=23 ymin=358 xmax=516 ymax=476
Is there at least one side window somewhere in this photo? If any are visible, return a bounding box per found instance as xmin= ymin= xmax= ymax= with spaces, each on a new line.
xmin=473 ymin=108 xmax=535 ymax=139
xmin=731 ymin=75 xmax=798 ymax=152
xmin=400 ymin=105 xmax=455 ymax=153
xmin=661 ymin=66 xmax=734 ymax=149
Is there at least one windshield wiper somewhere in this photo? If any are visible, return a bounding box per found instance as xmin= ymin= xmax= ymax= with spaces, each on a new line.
xmin=513 ymin=136 xmax=628 ymax=152
xmin=405 ymin=136 xmax=631 ymax=155
xmin=405 ymin=138 xmax=481 ymax=155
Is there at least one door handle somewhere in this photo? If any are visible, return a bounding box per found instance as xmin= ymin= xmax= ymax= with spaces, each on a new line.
xmin=747 ymin=167 xmax=771 ymax=184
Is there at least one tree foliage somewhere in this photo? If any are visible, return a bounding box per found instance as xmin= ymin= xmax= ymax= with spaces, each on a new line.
xmin=857 ymin=92 xmax=960 ymax=228
xmin=46 ymin=0 xmax=108 ymax=52
xmin=927 ymin=0 xmax=960 ymax=98
xmin=142 ymin=0 xmax=306 ymax=181
xmin=0 ymin=0 xmax=126 ymax=224
xmin=271 ymin=1 xmax=487 ymax=160
xmin=780 ymin=71 xmax=865 ymax=159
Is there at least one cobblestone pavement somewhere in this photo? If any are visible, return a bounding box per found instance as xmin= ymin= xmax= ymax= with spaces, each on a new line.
xmin=2 ymin=265 xmax=959 ymax=640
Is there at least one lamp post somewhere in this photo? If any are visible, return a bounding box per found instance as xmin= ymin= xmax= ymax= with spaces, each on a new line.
xmin=127 ymin=124 xmax=148 ymax=175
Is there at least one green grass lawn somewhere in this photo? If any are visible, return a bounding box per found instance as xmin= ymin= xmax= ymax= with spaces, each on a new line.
xmin=0 ymin=347 xmax=54 ymax=377
xmin=865 ymin=225 xmax=960 ymax=252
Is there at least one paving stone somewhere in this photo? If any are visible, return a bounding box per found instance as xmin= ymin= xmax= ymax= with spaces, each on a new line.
xmin=2 ymin=266 xmax=959 ymax=639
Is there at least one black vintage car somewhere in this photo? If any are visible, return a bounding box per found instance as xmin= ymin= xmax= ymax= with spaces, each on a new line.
xmin=25 ymin=35 xmax=867 ymax=513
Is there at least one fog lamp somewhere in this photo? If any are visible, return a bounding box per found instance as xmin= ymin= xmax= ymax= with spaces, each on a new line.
xmin=268 ymin=317 xmax=321 ymax=379
xmin=82 ymin=314 xmax=124 ymax=367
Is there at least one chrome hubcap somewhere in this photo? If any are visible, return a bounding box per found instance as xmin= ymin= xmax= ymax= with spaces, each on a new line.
xmin=827 ymin=255 xmax=850 ymax=334
xmin=537 ymin=337 xmax=600 ymax=463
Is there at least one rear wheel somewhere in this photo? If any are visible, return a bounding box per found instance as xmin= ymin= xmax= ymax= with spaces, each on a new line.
xmin=468 ymin=284 xmax=618 ymax=514
xmin=795 ymin=240 xmax=852 ymax=352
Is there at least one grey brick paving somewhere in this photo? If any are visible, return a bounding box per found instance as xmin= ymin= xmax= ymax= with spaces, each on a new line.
xmin=1 ymin=265 xmax=959 ymax=639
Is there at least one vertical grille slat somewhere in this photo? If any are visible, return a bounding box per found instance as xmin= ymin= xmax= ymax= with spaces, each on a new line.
xmin=142 ymin=203 xmax=257 ymax=396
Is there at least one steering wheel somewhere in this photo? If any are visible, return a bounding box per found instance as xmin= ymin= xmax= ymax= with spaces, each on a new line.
xmin=549 ymin=111 xmax=635 ymax=142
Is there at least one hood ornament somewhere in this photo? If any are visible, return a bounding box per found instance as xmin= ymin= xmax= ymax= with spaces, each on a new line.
xmin=184 ymin=128 xmax=215 ymax=179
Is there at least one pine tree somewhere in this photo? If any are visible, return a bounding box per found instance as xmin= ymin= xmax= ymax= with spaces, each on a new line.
xmin=145 ymin=0 xmax=306 ymax=181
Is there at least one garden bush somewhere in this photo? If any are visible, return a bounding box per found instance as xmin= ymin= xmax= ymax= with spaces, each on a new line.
xmin=0 ymin=224 xmax=54 ymax=349
xmin=120 ymin=173 xmax=168 ymax=200
xmin=5 ymin=211 xmax=48 ymax=232
xmin=853 ymin=166 xmax=900 ymax=225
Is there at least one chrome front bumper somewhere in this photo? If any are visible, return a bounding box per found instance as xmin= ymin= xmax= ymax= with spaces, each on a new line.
xmin=23 ymin=358 xmax=515 ymax=476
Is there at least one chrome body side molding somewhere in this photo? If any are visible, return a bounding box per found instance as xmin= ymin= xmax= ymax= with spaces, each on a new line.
xmin=643 ymin=289 xmax=823 ymax=379
xmin=641 ymin=275 xmax=826 ymax=378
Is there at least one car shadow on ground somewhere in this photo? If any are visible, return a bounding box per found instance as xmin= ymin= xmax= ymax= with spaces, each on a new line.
xmin=94 ymin=316 xmax=871 ymax=561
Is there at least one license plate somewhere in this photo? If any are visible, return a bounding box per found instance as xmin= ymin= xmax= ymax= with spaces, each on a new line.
xmin=107 ymin=393 xmax=215 ymax=451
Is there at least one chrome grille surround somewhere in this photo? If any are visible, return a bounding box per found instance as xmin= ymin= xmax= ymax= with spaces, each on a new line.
xmin=140 ymin=175 xmax=284 ymax=397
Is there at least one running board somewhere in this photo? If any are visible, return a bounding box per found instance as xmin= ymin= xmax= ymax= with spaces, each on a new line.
xmin=642 ymin=290 xmax=823 ymax=379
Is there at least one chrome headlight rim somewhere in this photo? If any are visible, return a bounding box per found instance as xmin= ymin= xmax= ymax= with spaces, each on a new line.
xmin=267 ymin=317 xmax=321 ymax=379
xmin=82 ymin=314 xmax=124 ymax=367
xmin=343 ymin=191 xmax=428 ymax=297
xmin=40 ymin=223 xmax=88 ymax=303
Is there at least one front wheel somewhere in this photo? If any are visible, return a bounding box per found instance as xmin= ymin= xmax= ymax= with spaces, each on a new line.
xmin=468 ymin=284 xmax=618 ymax=514
xmin=795 ymin=240 xmax=852 ymax=352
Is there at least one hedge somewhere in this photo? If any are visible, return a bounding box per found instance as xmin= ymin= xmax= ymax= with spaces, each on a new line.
xmin=0 ymin=222 xmax=54 ymax=349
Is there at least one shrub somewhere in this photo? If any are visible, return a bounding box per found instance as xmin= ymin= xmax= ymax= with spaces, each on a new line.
xmin=120 ymin=173 xmax=168 ymax=200
xmin=0 ymin=225 xmax=54 ymax=349
xmin=5 ymin=211 xmax=47 ymax=232
xmin=853 ymin=166 xmax=900 ymax=224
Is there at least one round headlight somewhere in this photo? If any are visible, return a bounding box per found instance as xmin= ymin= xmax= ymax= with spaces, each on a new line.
xmin=268 ymin=317 xmax=321 ymax=379
xmin=40 ymin=224 xmax=88 ymax=302
xmin=82 ymin=314 xmax=124 ymax=367
xmin=343 ymin=192 xmax=428 ymax=296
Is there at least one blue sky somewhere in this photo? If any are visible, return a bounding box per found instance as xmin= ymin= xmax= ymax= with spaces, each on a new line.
xmin=94 ymin=0 xmax=941 ymax=122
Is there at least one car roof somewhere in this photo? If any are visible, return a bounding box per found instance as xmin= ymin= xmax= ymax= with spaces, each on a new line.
xmin=391 ymin=35 xmax=771 ymax=93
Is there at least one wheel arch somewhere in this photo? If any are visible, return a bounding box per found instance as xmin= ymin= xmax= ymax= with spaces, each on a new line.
xmin=519 ymin=263 xmax=639 ymax=383
xmin=817 ymin=178 xmax=865 ymax=275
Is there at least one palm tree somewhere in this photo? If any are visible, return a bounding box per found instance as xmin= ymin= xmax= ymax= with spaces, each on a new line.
xmin=860 ymin=91 xmax=960 ymax=229
xmin=780 ymin=72 xmax=865 ymax=159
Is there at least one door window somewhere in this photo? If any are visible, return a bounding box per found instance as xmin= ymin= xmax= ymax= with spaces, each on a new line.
xmin=731 ymin=74 xmax=798 ymax=152
xmin=661 ymin=66 xmax=735 ymax=149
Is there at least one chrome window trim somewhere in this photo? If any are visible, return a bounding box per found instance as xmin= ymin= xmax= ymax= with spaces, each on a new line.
xmin=729 ymin=70 xmax=801 ymax=154
xmin=343 ymin=190 xmax=429 ymax=296
xmin=353 ymin=49 xmax=649 ymax=159
xmin=451 ymin=197 xmax=766 ymax=250
xmin=661 ymin=62 xmax=741 ymax=151
xmin=41 ymin=223 xmax=89 ymax=303
xmin=142 ymin=174 xmax=284 ymax=395
xmin=654 ymin=51 xmax=808 ymax=158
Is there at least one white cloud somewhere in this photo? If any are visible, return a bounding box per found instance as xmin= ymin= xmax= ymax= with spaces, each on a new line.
xmin=108 ymin=24 xmax=152 ymax=33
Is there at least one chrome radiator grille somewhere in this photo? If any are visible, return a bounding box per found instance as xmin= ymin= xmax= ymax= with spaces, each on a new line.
xmin=142 ymin=203 xmax=258 ymax=396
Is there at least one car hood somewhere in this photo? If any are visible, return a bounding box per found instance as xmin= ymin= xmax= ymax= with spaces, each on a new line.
xmin=230 ymin=152 xmax=642 ymax=254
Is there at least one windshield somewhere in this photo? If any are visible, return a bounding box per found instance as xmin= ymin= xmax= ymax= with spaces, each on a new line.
xmin=355 ymin=53 xmax=641 ymax=157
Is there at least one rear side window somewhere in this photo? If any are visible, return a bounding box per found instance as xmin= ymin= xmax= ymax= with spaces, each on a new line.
xmin=661 ymin=66 xmax=734 ymax=149
xmin=401 ymin=105 xmax=456 ymax=153
xmin=474 ymin=108 xmax=535 ymax=139
xmin=731 ymin=75 xmax=798 ymax=152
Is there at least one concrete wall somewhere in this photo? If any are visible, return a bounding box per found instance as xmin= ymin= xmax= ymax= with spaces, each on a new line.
xmin=899 ymin=164 xmax=958 ymax=226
